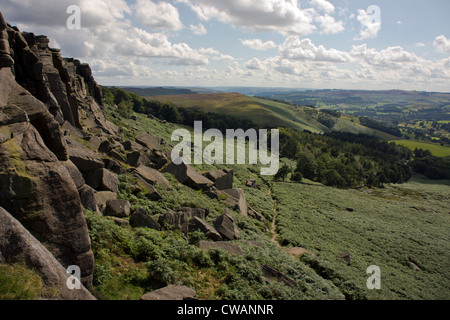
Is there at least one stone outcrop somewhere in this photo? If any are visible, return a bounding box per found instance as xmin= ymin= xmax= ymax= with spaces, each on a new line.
xmin=0 ymin=207 xmax=95 ymax=300
xmin=134 ymin=165 xmax=172 ymax=190
xmin=162 ymin=160 xmax=214 ymax=191
xmin=129 ymin=208 xmax=161 ymax=230
xmin=84 ymin=168 xmax=119 ymax=192
xmin=188 ymin=217 xmax=222 ymax=241
xmin=221 ymin=188 xmax=248 ymax=217
xmin=203 ymin=169 xmax=233 ymax=190
xmin=104 ymin=199 xmax=131 ymax=218
xmin=213 ymin=211 xmax=240 ymax=240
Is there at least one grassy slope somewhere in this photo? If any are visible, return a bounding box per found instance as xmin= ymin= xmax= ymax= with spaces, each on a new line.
xmin=92 ymin=105 xmax=449 ymax=300
xmin=273 ymin=176 xmax=450 ymax=299
xmin=391 ymin=140 xmax=450 ymax=157
xmin=151 ymin=93 xmax=329 ymax=133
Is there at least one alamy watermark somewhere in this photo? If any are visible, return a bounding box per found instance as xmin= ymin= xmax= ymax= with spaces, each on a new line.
xmin=67 ymin=5 xmax=81 ymax=30
xmin=66 ymin=265 xmax=81 ymax=290
xmin=366 ymin=265 xmax=381 ymax=290
xmin=171 ymin=121 xmax=280 ymax=175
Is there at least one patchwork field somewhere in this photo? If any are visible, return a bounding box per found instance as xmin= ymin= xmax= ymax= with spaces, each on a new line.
xmin=391 ymin=140 xmax=450 ymax=157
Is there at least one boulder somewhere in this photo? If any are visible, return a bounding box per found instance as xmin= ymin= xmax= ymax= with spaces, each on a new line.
xmin=127 ymin=150 xmax=151 ymax=167
xmin=129 ymin=208 xmax=161 ymax=230
xmin=78 ymin=184 xmax=100 ymax=214
xmin=122 ymin=140 xmax=144 ymax=152
xmin=158 ymin=210 xmax=190 ymax=234
xmin=140 ymin=285 xmax=196 ymax=301
xmin=188 ymin=217 xmax=222 ymax=241
xmin=0 ymin=207 xmax=95 ymax=300
xmin=66 ymin=136 xmax=104 ymax=173
xmin=111 ymin=217 xmax=129 ymax=227
xmin=134 ymin=177 xmax=163 ymax=201
xmin=203 ymin=169 xmax=233 ymax=190
xmin=221 ymin=188 xmax=248 ymax=217
xmin=245 ymin=179 xmax=256 ymax=188
xmin=213 ymin=212 xmax=240 ymax=240
xmin=85 ymin=135 xmax=102 ymax=151
xmin=198 ymin=241 xmax=242 ymax=255
xmin=176 ymin=207 xmax=209 ymax=220
xmin=104 ymin=199 xmax=131 ymax=218
xmin=135 ymin=133 xmax=163 ymax=152
xmin=84 ymin=168 xmax=119 ymax=192
xmin=103 ymin=158 xmax=126 ymax=175
xmin=162 ymin=161 xmax=214 ymax=191
xmin=94 ymin=191 xmax=117 ymax=212
xmin=134 ymin=165 xmax=172 ymax=190
xmin=261 ymin=264 xmax=297 ymax=288
xmin=62 ymin=160 xmax=85 ymax=189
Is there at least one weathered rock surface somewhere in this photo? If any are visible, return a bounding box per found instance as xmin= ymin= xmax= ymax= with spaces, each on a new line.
xmin=158 ymin=210 xmax=190 ymax=234
xmin=261 ymin=264 xmax=297 ymax=287
xmin=84 ymin=168 xmax=119 ymax=192
xmin=176 ymin=207 xmax=209 ymax=220
xmin=140 ymin=285 xmax=196 ymax=300
xmin=203 ymin=169 xmax=233 ymax=190
xmin=162 ymin=160 xmax=214 ymax=190
xmin=0 ymin=207 xmax=95 ymax=300
xmin=62 ymin=160 xmax=85 ymax=189
xmin=221 ymin=188 xmax=248 ymax=217
xmin=134 ymin=165 xmax=172 ymax=190
xmin=78 ymin=184 xmax=100 ymax=214
xmin=66 ymin=136 xmax=104 ymax=173
xmin=104 ymin=199 xmax=131 ymax=218
xmin=130 ymin=208 xmax=161 ymax=230
xmin=213 ymin=212 xmax=240 ymax=240
xmin=188 ymin=217 xmax=222 ymax=241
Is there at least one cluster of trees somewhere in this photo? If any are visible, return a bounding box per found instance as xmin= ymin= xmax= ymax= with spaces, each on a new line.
xmin=411 ymin=148 xmax=450 ymax=179
xmin=102 ymin=87 xmax=255 ymax=132
xmin=359 ymin=116 xmax=402 ymax=137
xmin=277 ymin=129 xmax=412 ymax=188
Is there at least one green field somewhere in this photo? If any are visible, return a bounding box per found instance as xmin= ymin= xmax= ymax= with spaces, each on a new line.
xmin=392 ymin=140 xmax=450 ymax=157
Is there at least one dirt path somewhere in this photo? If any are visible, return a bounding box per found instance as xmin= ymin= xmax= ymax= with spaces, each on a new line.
xmin=268 ymin=188 xmax=281 ymax=247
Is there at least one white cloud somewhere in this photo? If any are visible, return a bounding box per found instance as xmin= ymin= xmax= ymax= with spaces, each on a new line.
xmin=315 ymin=14 xmax=344 ymax=34
xmin=190 ymin=23 xmax=208 ymax=35
xmin=351 ymin=44 xmax=419 ymax=67
xmin=133 ymin=0 xmax=183 ymax=30
xmin=416 ymin=42 xmax=426 ymax=47
xmin=433 ymin=35 xmax=450 ymax=53
xmin=280 ymin=36 xmax=351 ymax=62
xmin=177 ymin=0 xmax=316 ymax=36
xmin=310 ymin=0 xmax=335 ymax=13
xmin=355 ymin=7 xmax=381 ymax=40
xmin=240 ymin=38 xmax=277 ymax=51
xmin=245 ymin=58 xmax=265 ymax=70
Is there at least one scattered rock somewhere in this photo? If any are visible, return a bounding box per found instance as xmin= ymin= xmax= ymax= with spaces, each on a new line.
xmin=176 ymin=207 xmax=209 ymax=220
xmin=140 ymin=285 xmax=196 ymax=301
xmin=261 ymin=264 xmax=297 ymax=288
xmin=104 ymin=199 xmax=130 ymax=218
xmin=122 ymin=140 xmax=144 ymax=152
xmin=189 ymin=217 xmax=222 ymax=241
xmin=198 ymin=241 xmax=242 ymax=255
xmin=248 ymin=207 xmax=266 ymax=222
xmin=94 ymin=191 xmax=117 ymax=211
xmin=245 ymin=179 xmax=256 ymax=188
xmin=339 ymin=252 xmax=351 ymax=265
xmin=162 ymin=160 xmax=214 ymax=191
xmin=127 ymin=150 xmax=151 ymax=167
xmin=66 ymin=136 xmax=104 ymax=173
xmin=221 ymin=188 xmax=248 ymax=216
xmin=134 ymin=165 xmax=172 ymax=190
xmin=135 ymin=133 xmax=164 ymax=152
xmin=158 ymin=210 xmax=190 ymax=234
xmin=130 ymin=208 xmax=161 ymax=230
xmin=203 ymin=169 xmax=233 ymax=190
xmin=213 ymin=211 xmax=240 ymax=240
xmin=112 ymin=217 xmax=129 ymax=227
xmin=284 ymin=247 xmax=317 ymax=258
xmin=78 ymin=184 xmax=100 ymax=214
xmin=84 ymin=168 xmax=119 ymax=192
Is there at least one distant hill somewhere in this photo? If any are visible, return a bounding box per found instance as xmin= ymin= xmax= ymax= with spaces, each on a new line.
xmin=118 ymin=86 xmax=196 ymax=96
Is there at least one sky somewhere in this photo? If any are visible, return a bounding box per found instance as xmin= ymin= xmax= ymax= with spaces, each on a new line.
xmin=1 ymin=0 xmax=450 ymax=91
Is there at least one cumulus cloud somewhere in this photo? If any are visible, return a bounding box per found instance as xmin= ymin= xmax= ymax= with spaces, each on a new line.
xmin=240 ymin=38 xmax=277 ymax=51
xmin=315 ymin=14 xmax=344 ymax=34
xmin=351 ymin=44 xmax=419 ymax=67
xmin=355 ymin=6 xmax=381 ymax=40
xmin=177 ymin=0 xmax=316 ymax=36
xmin=245 ymin=58 xmax=265 ymax=70
xmin=133 ymin=0 xmax=183 ymax=30
xmin=433 ymin=35 xmax=450 ymax=53
xmin=280 ymin=36 xmax=351 ymax=62
xmin=310 ymin=0 xmax=335 ymax=13
xmin=190 ymin=23 xmax=208 ymax=35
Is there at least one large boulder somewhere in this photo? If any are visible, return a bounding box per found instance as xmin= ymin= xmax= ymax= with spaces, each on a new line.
xmin=162 ymin=161 xmax=214 ymax=191
xmin=188 ymin=217 xmax=222 ymax=241
xmin=135 ymin=133 xmax=163 ymax=152
xmin=176 ymin=207 xmax=209 ymax=220
xmin=203 ymin=169 xmax=233 ymax=190
xmin=140 ymin=285 xmax=196 ymax=301
xmin=78 ymin=184 xmax=100 ymax=214
xmin=134 ymin=165 xmax=172 ymax=190
xmin=104 ymin=199 xmax=131 ymax=218
xmin=0 ymin=207 xmax=95 ymax=300
xmin=129 ymin=208 xmax=161 ymax=230
xmin=65 ymin=136 xmax=104 ymax=173
xmin=62 ymin=160 xmax=85 ymax=189
xmin=94 ymin=191 xmax=117 ymax=213
xmin=158 ymin=210 xmax=190 ymax=234
xmin=84 ymin=168 xmax=119 ymax=192
xmin=122 ymin=140 xmax=144 ymax=152
xmin=213 ymin=211 xmax=240 ymax=240
xmin=221 ymin=188 xmax=248 ymax=217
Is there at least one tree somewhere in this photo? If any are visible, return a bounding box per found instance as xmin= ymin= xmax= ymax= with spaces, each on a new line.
xmin=291 ymin=171 xmax=303 ymax=182
xmin=274 ymin=164 xmax=291 ymax=181
xmin=117 ymin=100 xmax=133 ymax=118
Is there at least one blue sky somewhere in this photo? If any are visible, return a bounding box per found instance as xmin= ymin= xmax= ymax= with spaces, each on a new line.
xmin=2 ymin=0 xmax=450 ymax=91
